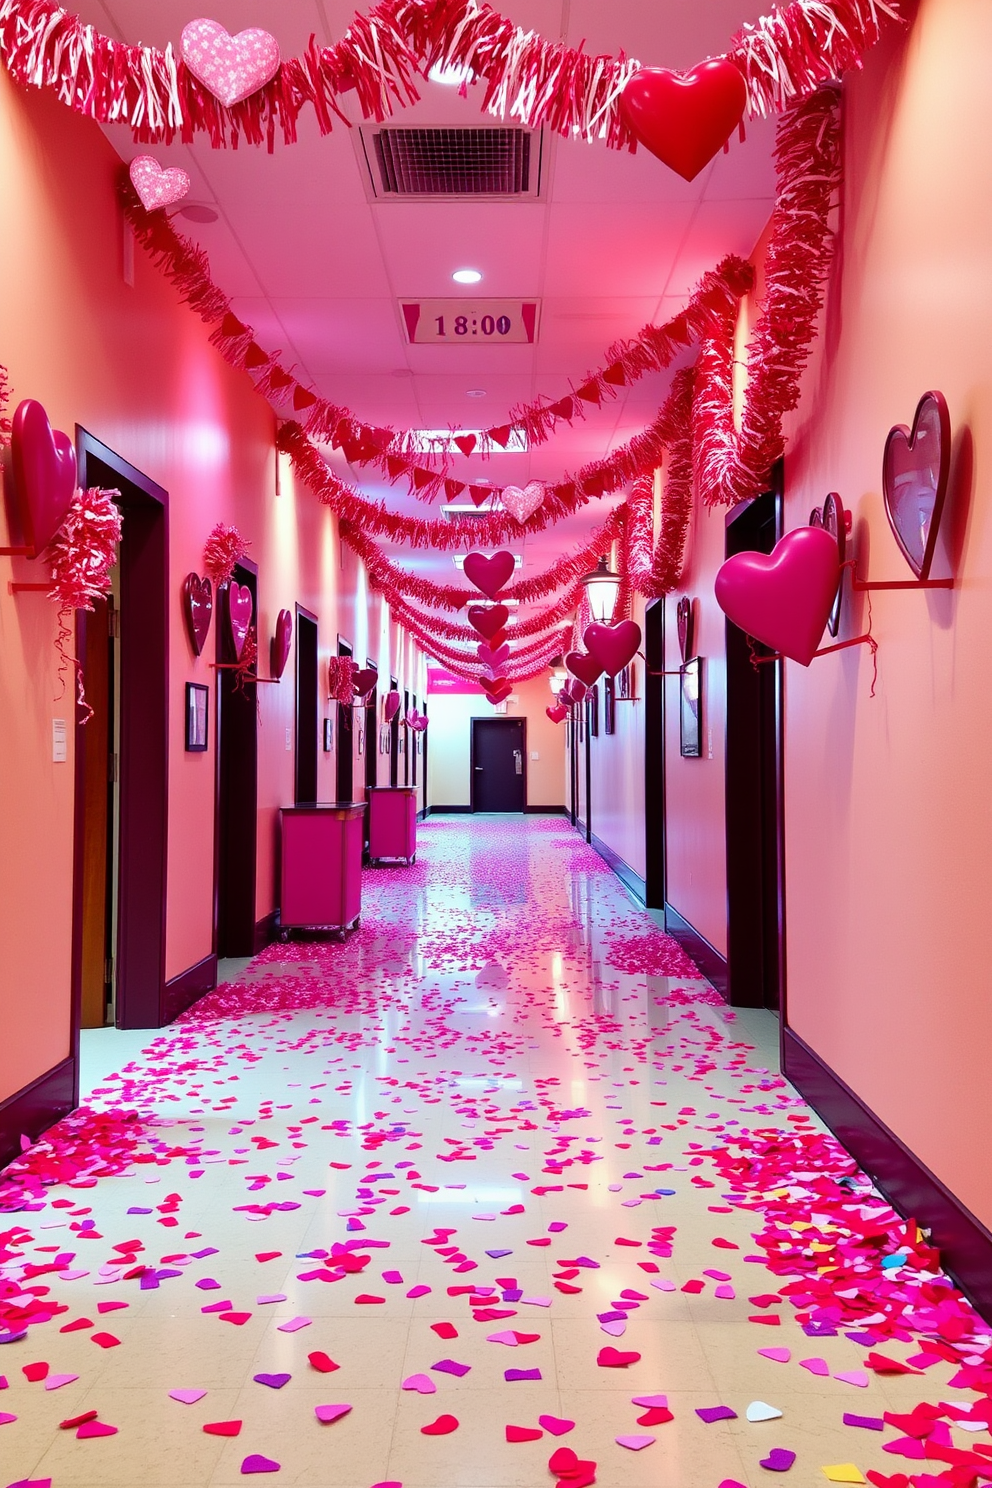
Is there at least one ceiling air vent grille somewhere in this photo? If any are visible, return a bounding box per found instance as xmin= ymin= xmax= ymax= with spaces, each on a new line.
xmin=371 ymin=127 xmax=533 ymax=197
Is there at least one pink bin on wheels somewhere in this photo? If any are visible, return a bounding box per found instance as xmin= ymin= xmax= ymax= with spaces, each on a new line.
xmin=368 ymin=786 xmax=417 ymax=865
xmin=279 ymin=803 xmax=366 ymax=937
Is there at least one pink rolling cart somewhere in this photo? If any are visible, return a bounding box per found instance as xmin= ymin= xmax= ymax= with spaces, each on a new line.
xmin=367 ymin=786 xmax=418 ymax=866
xmin=279 ymin=802 xmax=366 ymax=939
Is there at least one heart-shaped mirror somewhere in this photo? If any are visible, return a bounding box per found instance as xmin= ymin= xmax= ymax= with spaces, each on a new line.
xmin=182 ymin=572 xmax=213 ymax=656
xmin=226 ymin=582 xmax=253 ymax=659
xmin=882 ymin=390 xmax=950 ymax=580
xmin=808 ymin=491 xmax=846 ymax=636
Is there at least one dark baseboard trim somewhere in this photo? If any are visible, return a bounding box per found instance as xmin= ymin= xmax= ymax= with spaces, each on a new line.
xmin=416 ymin=808 xmax=427 ymax=821
xmin=254 ymin=909 xmax=280 ymax=954
xmin=161 ymin=953 xmax=217 ymax=1025
xmin=590 ymin=831 xmax=647 ymax=905
xmin=525 ymin=804 xmax=568 ymax=815
xmin=0 ymin=1056 xmax=76 ymax=1172
xmin=783 ymin=1026 xmax=992 ymax=1324
xmin=664 ymin=902 xmax=729 ymax=998
xmin=428 ymin=805 xmax=472 ymax=814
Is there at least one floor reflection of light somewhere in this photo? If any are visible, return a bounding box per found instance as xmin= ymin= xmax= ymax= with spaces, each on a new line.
xmin=419 ymin=1187 xmax=522 ymax=1204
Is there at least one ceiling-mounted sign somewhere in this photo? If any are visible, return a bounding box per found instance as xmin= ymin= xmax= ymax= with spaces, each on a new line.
xmin=401 ymin=301 xmax=539 ymax=345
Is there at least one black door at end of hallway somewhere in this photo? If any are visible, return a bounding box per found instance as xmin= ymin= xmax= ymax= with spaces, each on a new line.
xmin=472 ymin=718 xmax=526 ymax=811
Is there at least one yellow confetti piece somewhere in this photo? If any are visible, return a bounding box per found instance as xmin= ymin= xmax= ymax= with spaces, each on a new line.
xmin=821 ymin=1466 xmax=866 ymax=1484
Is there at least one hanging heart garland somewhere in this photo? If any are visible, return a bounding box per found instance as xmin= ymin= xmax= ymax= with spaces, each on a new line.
xmin=619 ymin=60 xmax=748 ymax=181
xmin=501 ymin=482 xmax=546 ymax=524
xmin=180 ymin=21 xmax=281 ymax=109
xmin=463 ymin=550 xmax=516 ymax=598
xmin=129 ymin=155 xmax=191 ymax=211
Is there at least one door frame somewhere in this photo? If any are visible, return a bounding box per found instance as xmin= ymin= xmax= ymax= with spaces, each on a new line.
xmin=214 ymin=558 xmax=259 ymax=958
xmin=73 ymin=429 xmax=168 ymax=1032
xmin=336 ymin=636 xmax=354 ymax=802
xmin=295 ymin=605 xmax=319 ymax=805
xmin=470 ymin=715 xmax=527 ymax=812
xmin=644 ymin=598 xmax=666 ymax=908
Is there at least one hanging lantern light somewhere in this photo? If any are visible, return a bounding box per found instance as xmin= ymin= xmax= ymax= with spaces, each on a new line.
xmin=549 ymin=667 xmax=569 ymax=696
xmin=579 ymin=554 xmax=621 ymax=624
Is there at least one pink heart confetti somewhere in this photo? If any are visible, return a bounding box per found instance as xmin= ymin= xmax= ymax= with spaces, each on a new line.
xmin=314 ymin=1403 xmax=352 ymax=1423
xmin=43 ymin=1374 xmax=79 ymax=1391
xmin=169 ymin=1389 xmax=207 ymax=1404
xmin=241 ymin=1455 xmax=281 ymax=1474
xmin=402 ymin=1373 xmax=436 ymax=1394
xmin=759 ymin=1348 xmax=791 ymax=1363
xmin=538 ymin=1415 xmax=575 ymax=1436
xmin=616 ymin=1434 xmax=655 ymax=1450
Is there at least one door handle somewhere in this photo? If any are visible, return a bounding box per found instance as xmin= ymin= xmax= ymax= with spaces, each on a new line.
xmin=475 ymin=765 xmax=484 ymax=770
xmin=513 ymin=749 xmax=523 ymax=775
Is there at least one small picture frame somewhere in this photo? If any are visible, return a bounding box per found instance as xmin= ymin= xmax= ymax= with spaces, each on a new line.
xmin=604 ymin=673 xmax=616 ymax=735
xmin=185 ymin=682 xmax=209 ymax=752
xmin=323 ymin=717 xmax=333 ymax=752
xmin=617 ymin=662 xmax=634 ymax=700
xmin=680 ymin=657 xmax=703 ymax=758
xmin=379 ymin=724 xmax=390 ymax=755
xmin=357 ymin=720 xmax=365 ymax=757
xmin=588 ymin=682 xmax=599 ymax=738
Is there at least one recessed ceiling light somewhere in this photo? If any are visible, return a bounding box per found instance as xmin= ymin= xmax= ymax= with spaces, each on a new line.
xmin=466 ymin=388 xmax=487 ymax=398
xmin=429 ymin=61 xmax=473 ymax=87
xmin=452 ymin=268 xmax=482 ymax=284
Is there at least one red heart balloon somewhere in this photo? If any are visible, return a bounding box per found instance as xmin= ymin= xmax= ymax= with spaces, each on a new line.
xmin=468 ymin=604 xmax=510 ymax=640
xmin=270 ymin=608 xmax=293 ymax=679
xmin=484 ymin=678 xmax=513 ymax=704
xmin=226 ymin=582 xmax=253 ymax=659
xmin=619 ymin=58 xmax=748 ymax=181
xmin=882 ymin=390 xmax=950 ymax=580
xmin=352 ymin=667 xmax=378 ymax=698
xmin=714 ymin=526 xmax=839 ymax=666
xmin=546 ymin=705 xmax=568 ymax=724
xmin=565 ymin=650 xmax=604 ymax=687
xmin=11 ymin=398 xmax=77 ymax=555
xmin=583 ymin=620 xmax=641 ymax=677
xmin=596 ymin=1345 xmax=641 ymax=1367
xmin=463 ymin=550 xmax=516 ymax=598
xmin=561 ymin=680 xmax=587 ymax=707
xmin=384 ymin=691 xmax=401 ymax=722
xmin=182 ymin=572 xmax=213 ymax=656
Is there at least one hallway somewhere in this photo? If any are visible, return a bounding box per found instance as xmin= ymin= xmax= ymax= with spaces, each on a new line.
xmin=1 ymin=817 xmax=988 ymax=1488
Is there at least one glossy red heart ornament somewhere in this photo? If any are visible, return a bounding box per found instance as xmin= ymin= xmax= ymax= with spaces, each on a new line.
xmin=463 ymin=550 xmax=515 ymax=598
xmin=583 ymin=620 xmax=641 ymax=677
xmin=484 ymin=678 xmax=513 ymax=704
xmin=182 ymin=572 xmax=213 ymax=655
xmin=11 ymin=398 xmax=77 ymax=555
xmin=270 ymin=608 xmax=292 ymax=679
xmin=882 ymin=390 xmax=950 ymax=579
xmin=619 ymin=59 xmax=748 ymax=181
xmin=352 ymin=667 xmax=378 ymax=698
xmin=226 ymin=581 xmax=253 ymax=659
xmin=546 ymin=705 xmax=568 ymax=724
xmin=468 ymin=604 xmax=510 ymax=640
xmin=676 ymin=596 xmax=693 ymax=662
xmin=715 ymin=525 xmax=839 ymax=666
xmin=565 ymin=650 xmax=603 ymax=687
xmin=384 ymin=691 xmax=401 ymax=722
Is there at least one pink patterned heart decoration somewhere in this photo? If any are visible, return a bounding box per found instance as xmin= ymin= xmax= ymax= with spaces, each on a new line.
xmin=565 ymin=650 xmax=604 ymax=687
xmin=501 ymin=482 xmax=545 ymax=524
xmin=583 ymin=620 xmax=642 ymax=677
xmin=882 ymin=390 xmax=950 ymax=579
xmin=182 ymin=572 xmax=213 ymax=655
xmin=10 ymin=398 xmax=77 ymax=556
xmin=129 ymin=156 xmax=191 ymax=211
xmin=384 ymin=691 xmax=401 ymax=723
xmin=226 ymin=581 xmax=253 ymax=659
xmin=714 ymin=526 xmax=839 ymax=666
xmin=463 ymin=550 xmax=516 ymax=598
xmin=352 ymin=667 xmax=378 ymax=698
xmin=181 ymin=19 xmax=281 ymax=108
xmin=270 ymin=608 xmax=292 ymax=679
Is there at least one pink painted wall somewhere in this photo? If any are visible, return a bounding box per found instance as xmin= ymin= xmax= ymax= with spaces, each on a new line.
xmin=587 ymin=595 xmax=648 ymax=882
xmin=427 ymin=674 xmax=566 ymax=808
xmin=780 ymin=0 xmax=992 ymax=1229
xmin=0 ymin=76 xmax=423 ymax=1105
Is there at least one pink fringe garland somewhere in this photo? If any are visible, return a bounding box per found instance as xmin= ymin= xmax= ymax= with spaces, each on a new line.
xmin=203 ymin=521 xmax=249 ymax=587
xmin=47 ymin=487 xmax=122 ymax=719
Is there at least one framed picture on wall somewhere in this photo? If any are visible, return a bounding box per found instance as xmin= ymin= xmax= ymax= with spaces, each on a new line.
xmin=357 ymin=719 xmax=365 ymax=756
xmin=617 ymin=663 xmax=634 ymax=700
xmin=680 ymin=657 xmax=703 ymax=758
xmin=323 ymin=717 xmax=333 ymax=752
xmin=185 ymin=682 xmax=209 ymax=752
xmin=380 ymin=724 xmax=389 ymax=754
xmin=588 ymin=682 xmax=599 ymax=737
xmin=604 ymin=674 xmax=616 ymax=735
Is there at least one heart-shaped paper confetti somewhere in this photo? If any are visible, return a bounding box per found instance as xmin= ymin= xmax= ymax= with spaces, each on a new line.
xmin=314 ymin=1403 xmax=352 ymax=1423
xmin=402 ymin=1373 xmax=436 ymax=1393
xmin=759 ymin=1447 xmax=796 ymax=1471
xmin=617 ymin=1434 xmax=655 ymax=1450
xmin=240 ymin=1454 xmax=281 ymax=1474
xmin=747 ymin=1401 xmax=783 ymax=1422
xmin=538 ymin=1415 xmax=575 ymax=1436
xmin=203 ymin=1420 xmax=242 ymax=1436
xmin=169 ymin=1389 xmax=207 ymax=1405
xmin=421 ymin=1413 xmax=459 ymax=1435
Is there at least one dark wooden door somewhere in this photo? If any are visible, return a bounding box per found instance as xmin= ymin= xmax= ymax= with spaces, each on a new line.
xmin=77 ymin=600 xmax=114 ymax=1028
xmin=472 ymin=718 xmax=526 ymax=811
xmin=336 ymin=640 xmax=354 ymax=802
xmin=295 ymin=609 xmax=318 ymax=805
xmin=216 ymin=563 xmax=258 ymax=957
xmin=725 ymin=480 xmax=785 ymax=1011
xmin=389 ymin=680 xmax=399 ymax=787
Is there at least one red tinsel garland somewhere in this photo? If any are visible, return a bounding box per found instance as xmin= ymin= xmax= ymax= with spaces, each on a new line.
xmin=327 ymin=654 xmax=359 ymax=703
xmin=392 ymin=586 xmax=585 ymax=645
xmin=48 ymin=487 xmax=123 ymax=718
xmin=0 ymin=0 xmax=899 ymax=149
xmin=203 ymin=521 xmax=250 ymax=586
xmin=624 ymin=371 xmax=697 ymax=599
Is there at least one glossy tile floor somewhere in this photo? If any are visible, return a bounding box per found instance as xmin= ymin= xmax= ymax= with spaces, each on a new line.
xmin=2 ymin=816 xmax=989 ymax=1488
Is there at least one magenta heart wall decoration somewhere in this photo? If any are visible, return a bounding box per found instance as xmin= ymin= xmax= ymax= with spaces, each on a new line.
xmin=714 ymin=526 xmax=840 ymax=666
xmin=182 ymin=572 xmax=213 ymax=655
xmin=10 ymin=398 xmax=77 ymax=556
xmin=477 ymin=642 xmax=510 ymax=669
xmin=270 ymin=608 xmax=292 ymax=679
xmin=808 ymin=491 xmax=847 ymax=636
xmin=676 ymin=597 xmax=694 ymax=662
xmin=618 ymin=59 xmax=748 ymax=181
xmin=226 ymin=582 xmax=253 ymax=659
xmin=583 ymin=620 xmax=642 ymax=677
xmin=352 ymin=667 xmax=378 ymax=698
xmin=181 ymin=20 xmax=281 ymax=108
xmin=129 ymin=156 xmax=191 ymax=211
xmin=882 ymin=390 xmax=951 ymax=580
xmin=384 ymin=691 xmax=401 ymax=723
xmin=468 ymin=604 xmax=510 ymax=640
xmin=501 ymin=482 xmax=545 ymax=524
xmin=565 ymin=651 xmax=603 ymax=687
xmin=463 ymin=550 xmax=516 ymax=598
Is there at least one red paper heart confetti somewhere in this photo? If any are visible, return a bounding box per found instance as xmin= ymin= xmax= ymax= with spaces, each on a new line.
xmin=203 ymin=1420 xmax=242 ymax=1436
xmin=506 ymin=1424 xmax=543 ymax=1441
xmin=597 ymin=1346 xmax=641 ymax=1367
xmin=421 ymin=1413 xmax=459 ymax=1434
